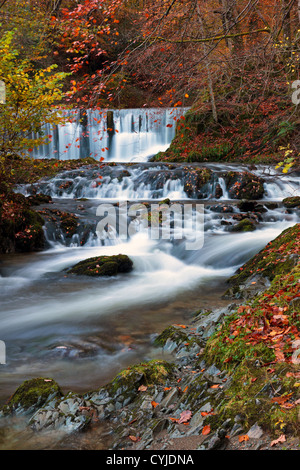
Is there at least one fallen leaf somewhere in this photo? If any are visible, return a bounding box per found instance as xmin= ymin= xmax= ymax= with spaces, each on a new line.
xmin=271 ymin=434 xmax=286 ymax=447
xmin=238 ymin=435 xmax=249 ymax=443
xmin=202 ymin=425 xmax=211 ymax=435
xmin=138 ymin=385 xmax=147 ymax=392
xmin=178 ymin=410 xmax=192 ymax=424
xmin=129 ymin=435 xmax=138 ymax=442
xmin=151 ymin=401 xmax=159 ymax=408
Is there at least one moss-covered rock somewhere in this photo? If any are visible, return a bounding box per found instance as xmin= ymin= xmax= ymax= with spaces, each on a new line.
xmin=67 ymin=254 xmax=133 ymax=277
xmin=105 ymin=360 xmax=176 ymax=400
xmin=282 ymin=196 xmax=300 ymax=208
xmin=2 ymin=377 xmax=62 ymax=415
xmin=231 ymin=218 xmax=256 ymax=232
xmin=224 ymin=171 xmax=265 ymax=200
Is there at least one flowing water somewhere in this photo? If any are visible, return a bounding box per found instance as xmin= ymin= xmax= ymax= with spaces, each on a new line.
xmin=0 ymin=107 xmax=299 ymax=448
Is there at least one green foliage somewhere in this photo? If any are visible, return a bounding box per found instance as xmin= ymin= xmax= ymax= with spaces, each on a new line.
xmin=0 ymin=29 xmax=69 ymax=164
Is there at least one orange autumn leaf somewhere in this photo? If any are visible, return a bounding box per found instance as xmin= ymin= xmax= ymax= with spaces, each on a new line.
xmin=151 ymin=401 xmax=159 ymax=408
xmin=138 ymin=385 xmax=147 ymax=392
xmin=202 ymin=425 xmax=211 ymax=436
xmin=238 ymin=435 xmax=249 ymax=443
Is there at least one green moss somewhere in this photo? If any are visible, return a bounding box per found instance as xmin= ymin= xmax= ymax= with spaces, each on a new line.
xmin=67 ymin=254 xmax=133 ymax=277
xmin=228 ymin=223 xmax=300 ymax=288
xmin=209 ymin=361 xmax=300 ymax=436
xmin=231 ymin=218 xmax=256 ymax=232
xmin=154 ymin=326 xmax=190 ymax=348
xmin=2 ymin=377 xmax=62 ymax=414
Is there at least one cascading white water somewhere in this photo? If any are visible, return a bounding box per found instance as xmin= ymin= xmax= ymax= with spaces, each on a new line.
xmin=31 ymin=108 xmax=188 ymax=162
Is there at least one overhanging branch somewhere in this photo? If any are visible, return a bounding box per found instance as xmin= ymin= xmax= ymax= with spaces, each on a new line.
xmin=151 ymin=28 xmax=271 ymax=45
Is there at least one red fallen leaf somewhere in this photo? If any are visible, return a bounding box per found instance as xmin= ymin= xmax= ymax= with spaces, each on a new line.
xmin=271 ymin=434 xmax=286 ymax=447
xmin=178 ymin=410 xmax=192 ymax=424
xmin=251 ymin=377 xmax=258 ymax=383
xmin=224 ymin=357 xmax=232 ymax=363
xmin=238 ymin=435 xmax=249 ymax=443
xmin=164 ymin=387 xmax=172 ymax=391
xmin=129 ymin=435 xmax=139 ymax=442
xmin=202 ymin=425 xmax=211 ymax=435
xmin=151 ymin=401 xmax=159 ymax=408
xmin=201 ymin=411 xmax=215 ymax=417
xmin=210 ymin=384 xmax=220 ymax=389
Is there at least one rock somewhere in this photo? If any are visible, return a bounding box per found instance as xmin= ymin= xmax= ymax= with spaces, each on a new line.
xmin=1 ymin=377 xmax=62 ymax=416
xmin=202 ymin=365 xmax=223 ymax=384
xmin=205 ymin=433 xmax=227 ymax=450
xmin=282 ymin=196 xmax=300 ymax=208
xmin=67 ymin=254 xmax=134 ymax=277
xmin=27 ymin=194 xmax=52 ymax=206
xmin=247 ymin=423 xmax=264 ymax=439
xmin=237 ymin=200 xmax=256 ymax=212
xmin=224 ymin=171 xmax=265 ymax=200
xmin=231 ymin=218 xmax=256 ymax=232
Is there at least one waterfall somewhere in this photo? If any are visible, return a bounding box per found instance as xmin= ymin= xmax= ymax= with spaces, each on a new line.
xmin=31 ymin=108 xmax=188 ymax=162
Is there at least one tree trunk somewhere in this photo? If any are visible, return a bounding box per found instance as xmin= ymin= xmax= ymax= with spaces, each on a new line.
xmin=196 ymin=4 xmax=218 ymax=123
xmin=219 ymin=0 xmax=243 ymax=53
xmin=282 ymin=0 xmax=292 ymax=43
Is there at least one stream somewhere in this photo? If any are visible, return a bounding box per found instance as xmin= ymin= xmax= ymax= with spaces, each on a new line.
xmin=0 ymin=108 xmax=299 ymax=449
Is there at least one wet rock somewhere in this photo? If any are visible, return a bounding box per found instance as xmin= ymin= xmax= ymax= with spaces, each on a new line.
xmin=282 ymin=196 xmax=300 ymax=208
xmin=231 ymin=218 xmax=256 ymax=232
xmin=237 ymin=200 xmax=256 ymax=212
xmin=67 ymin=254 xmax=133 ymax=277
xmin=27 ymin=194 xmax=52 ymax=206
xmin=224 ymin=171 xmax=265 ymax=200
